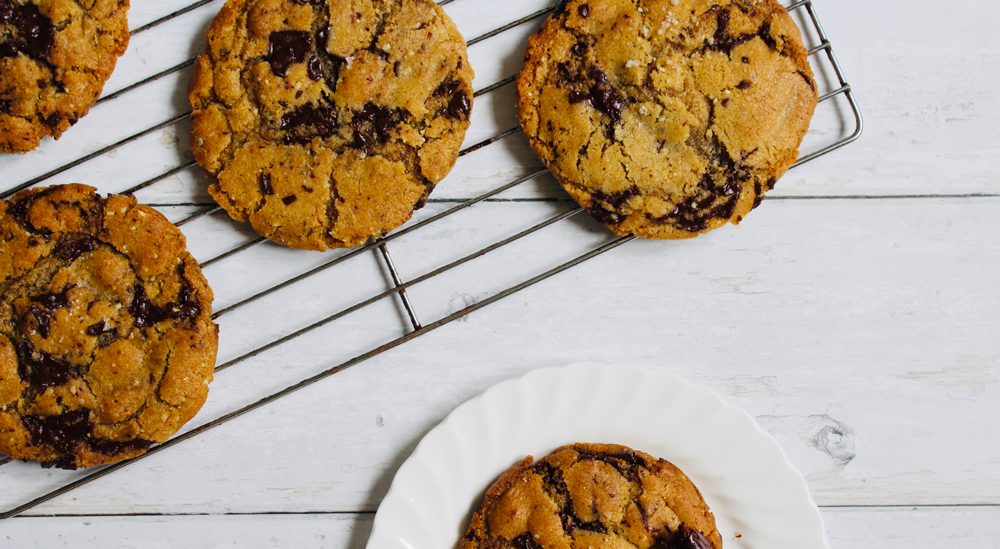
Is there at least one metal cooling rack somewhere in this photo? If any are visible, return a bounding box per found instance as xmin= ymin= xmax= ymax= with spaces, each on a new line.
xmin=0 ymin=0 xmax=862 ymax=519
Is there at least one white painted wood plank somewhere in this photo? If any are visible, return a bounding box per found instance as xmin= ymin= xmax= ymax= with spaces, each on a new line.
xmin=5 ymin=506 xmax=1000 ymax=549
xmin=0 ymin=197 xmax=995 ymax=516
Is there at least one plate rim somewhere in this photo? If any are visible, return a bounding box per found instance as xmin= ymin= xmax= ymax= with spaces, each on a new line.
xmin=367 ymin=361 xmax=828 ymax=549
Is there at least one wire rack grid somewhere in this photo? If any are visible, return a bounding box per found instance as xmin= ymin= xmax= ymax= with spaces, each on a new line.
xmin=0 ymin=0 xmax=862 ymax=520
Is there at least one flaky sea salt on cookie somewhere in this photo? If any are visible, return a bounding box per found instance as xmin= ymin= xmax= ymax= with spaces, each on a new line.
xmin=517 ymin=0 xmax=817 ymax=239
xmin=0 ymin=185 xmax=218 ymax=468
xmin=188 ymin=0 xmax=474 ymax=251
xmin=460 ymin=443 xmax=722 ymax=549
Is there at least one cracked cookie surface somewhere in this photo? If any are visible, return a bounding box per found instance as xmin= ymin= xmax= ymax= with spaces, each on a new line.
xmin=0 ymin=184 xmax=218 ymax=469
xmin=460 ymin=443 xmax=722 ymax=549
xmin=517 ymin=0 xmax=817 ymax=239
xmin=189 ymin=0 xmax=474 ymax=251
xmin=0 ymin=0 xmax=130 ymax=153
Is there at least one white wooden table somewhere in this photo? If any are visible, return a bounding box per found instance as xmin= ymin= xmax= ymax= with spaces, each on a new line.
xmin=2 ymin=0 xmax=998 ymax=547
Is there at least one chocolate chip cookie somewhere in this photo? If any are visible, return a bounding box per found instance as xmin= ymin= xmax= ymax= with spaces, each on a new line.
xmin=460 ymin=443 xmax=722 ymax=549
xmin=188 ymin=0 xmax=474 ymax=251
xmin=0 ymin=184 xmax=218 ymax=469
xmin=517 ymin=0 xmax=817 ymax=239
xmin=0 ymin=0 xmax=130 ymax=153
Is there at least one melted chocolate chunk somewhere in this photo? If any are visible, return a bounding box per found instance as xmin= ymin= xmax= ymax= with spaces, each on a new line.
xmin=764 ymin=176 xmax=777 ymax=191
xmin=17 ymin=342 xmax=76 ymax=387
xmin=58 ymin=237 xmax=95 ymax=262
xmin=164 ymin=262 xmax=202 ymax=320
xmin=571 ymin=41 xmax=588 ymax=56
xmin=29 ymin=286 xmax=72 ymax=338
xmin=266 ymin=30 xmax=313 ymax=77
xmin=588 ymin=206 xmax=623 ymax=225
xmin=434 ymin=78 xmax=461 ymax=98
xmin=348 ymin=103 xmax=402 ymax=154
xmin=22 ymin=409 xmax=153 ymax=469
xmin=86 ymin=320 xmax=112 ymax=336
xmin=593 ymin=188 xmax=638 ymax=210
xmin=706 ymin=8 xmax=757 ymax=55
xmin=570 ymin=68 xmax=626 ymax=127
xmin=282 ymin=195 xmax=297 ymax=205
xmin=578 ymin=4 xmax=590 ymax=17
xmin=0 ymin=0 xmax=56 ymax=63
xmin=259 ymin=172 xmax=274 ymax=195
xmin=6 ymin=187 xmax=57 ymax=235
xmin=307 ymin=54 xmax=323 ymax=81
xmin=736 ymin=80 xmax=751 ymax=89
xmin=45 ymin=111 xmax=61 ymax=126
xmin=129 ymin=283 xmax=167 ymax=328
xmin=280 ymin=102 xmax=338 ymax=145
xmin=751 ymin=181 xmax=763 ymax=209
xmin=22 ymin=409 xmax=90 ymax=463
xmin=668 ymin=525 xmax=714 ymax=549
xmin=512 ymin=533 xmax=541 ymax=549
xmin=445 ymin=91 xmax=471 ymax=120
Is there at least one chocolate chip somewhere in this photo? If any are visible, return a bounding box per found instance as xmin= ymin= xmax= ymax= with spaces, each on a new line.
xmin=797 ymin=70 xmax=815 ymax=90
xmin=721 ymin=98 xmax=730 ymax=107
xmin=282 ymin=195 xmax=297 ymax=205
xmin=741 ymin=56 xmax=750 ymax=63
xmin=736 ymin=80 xmax=751 ymax=89
xmin=280 ymin=102 xmax=338 ymax=145
xmin=668 ymin=525 xmax=714 ymax=549
xmin=593 ymin=188 xmax=638 ymax=210
xmin=578 ymin=3 xmax=590 ymax=17
xmin=587 ymin=206 xmax=622 ymax=225
xmin=259 ymin=172 xmax=275 ymax=195
xmin=129 ymin=283 xmax=167 ymax=328
xmin=571 ymin=67 xmax=626 ymax=126
xmin=0 ymin=0 xmax=56 ymax=63
xmin=445 ymin=91 xmax=471 ymax=120
xmin=0 ymin=99 xmax=10 ymax=114
xmin=302 ymin=185 xmax=313 ymax=193
xmin=87 ymin=436 xmax=153 ymax=457
xmin=434 ymin=78 xmax=461 ymax=97
xmin=571 ymin=41 xmax=588 ymax=56
xmin=58 ymin=237 xmax=95 ymax=262
xmin=266 ymin=30 xmax=313 ymax=77
xmin=765 ymin=177 xmax=777 ymax=190
xmin=166 ymin=285 xmax=201 ymax=320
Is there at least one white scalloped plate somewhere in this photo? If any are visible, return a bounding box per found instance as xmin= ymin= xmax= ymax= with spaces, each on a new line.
xmin=366 ymin=362 xmax=827 ymax=549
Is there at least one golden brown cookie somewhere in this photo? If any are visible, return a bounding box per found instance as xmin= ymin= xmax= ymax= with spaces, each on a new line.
xmin=460 ymin=443 xmax=722 ymax=549
xmin=0 ymin=0 xmax=130 ymax=153
xmin=517 ymin=0 xmax=817 ymax=238
xmin=0 ymin=184 xmax=218 ymax=469
xmin=188 ymin=0 xmax=474 ymax=251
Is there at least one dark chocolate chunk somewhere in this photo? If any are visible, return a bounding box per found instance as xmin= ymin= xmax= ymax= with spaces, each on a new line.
xmin=17 ymin=342 xmax=77 ymax=387
xmin=129 ymin=283 xmax=167 ymax=328
xmin=434 ymin=78 xmax=461 ymax=98
xmin=266 ymin=30 xmax=313 ymax=77
xmin=166 ymin=285 xmax=201 ymax=319
xmin=669 ymin=525 xmax=714 ymax=549
xmin=752 ymin=182 xmax=763 ymax=209
xmin=87 ymin=436 xmax=153 ymax=457
xmin=282 ymin=195 xmax=297 ymax=205
xmin=588 ymin=206 xmax=623 ymax=225
xmin=0 ymin=0 xmax=56 ymax=63
xmin=571 ymin=41 xmax=588 ymax=56
xmin=765 ymin=176 xmax=777 ymax=190
xmin=22 ymin=409 xmax=90 ymax=462
xmin=741 ymin=56 xmax=750 ymax=63
xmin=721 ymin=98 xmax=730 ymax=107
xmin=307 ymin=54 xmax=323 ymax=81
xmin=348 ymin=103 xmax=402 ymax=154
xmin=58 ymin=237 xmax=95 ymax=262
xmin=86 ymin=320 xmax=112 ymax=336
xmin=0 ymin=99 xmax=10 ymax=114
xmin=280 ymin=102 xmax=338 ymax=145
xmin=571 ymin=67 xmax=626 ymax=126
xmin=593 ymin=188 xmax=638 ymax=210
xmin=736 ymin=80 xmax=751 ymax=89
xmin=578 ymin=4 xmax=590 ymax=17
xmin=445 ymin=91 xmax=471 ymax=120
xmin=29 ymin=286 xmax=72 ymax=338
xmin=45 ymin=111 xmax=61 ymax=126
xmin=512 ymin=533 xmax=541 ymax=549
xmin=259 ymin=172 xmax=275 ymax=195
